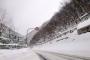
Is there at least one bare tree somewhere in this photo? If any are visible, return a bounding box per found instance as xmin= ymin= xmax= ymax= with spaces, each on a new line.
xmin=0 ymin=8 xmax=14 ymax=30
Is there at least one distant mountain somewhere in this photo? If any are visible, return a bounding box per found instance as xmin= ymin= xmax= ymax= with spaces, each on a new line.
xmin=26 ymin=29 xmax=39 ymax=45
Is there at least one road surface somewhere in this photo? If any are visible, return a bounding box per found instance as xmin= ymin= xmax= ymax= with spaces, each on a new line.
xmin=0 ymin=48 xmax=90 ymax=60
xmin=0 ymin=48 xmax=40 ymax=60
xmin=35 ymin=50 xmax=90 ymax=60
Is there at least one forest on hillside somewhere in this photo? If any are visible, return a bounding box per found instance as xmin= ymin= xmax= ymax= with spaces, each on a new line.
xmin=30 ymin=0 xmax=90 ymax=46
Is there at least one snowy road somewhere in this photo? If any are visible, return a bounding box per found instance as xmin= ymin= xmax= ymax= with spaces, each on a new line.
xmin=0 ymin=48 xmax=90 ymax=60
xmin=0 ymin=48 xmax=40 ymax=60
xmin=35 ymin=50 xmax=90 ymax=60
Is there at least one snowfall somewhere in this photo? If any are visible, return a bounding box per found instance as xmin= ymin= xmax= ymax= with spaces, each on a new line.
xmin=0 ymin=19 xmax=90 ymax=60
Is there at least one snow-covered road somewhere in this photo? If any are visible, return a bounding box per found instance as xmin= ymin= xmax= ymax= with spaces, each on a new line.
xmin=0 ymin=48 xmax=40 ymax=60
xmin=1 ymin=47 xmax=90 ymax=60
xmin=35 ymin=50 xmax=90 ymax=60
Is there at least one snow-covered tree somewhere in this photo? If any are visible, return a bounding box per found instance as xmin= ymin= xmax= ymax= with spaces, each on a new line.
xmin=0 ymin=8 xmax=14 ymax=30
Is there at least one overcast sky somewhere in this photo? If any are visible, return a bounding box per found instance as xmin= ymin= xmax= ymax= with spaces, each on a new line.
xmin=0 ymin=0 xmax=70 ymax=35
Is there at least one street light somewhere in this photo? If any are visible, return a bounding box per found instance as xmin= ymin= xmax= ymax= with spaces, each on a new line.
xmin=25 ymin=28 xmax=34 ymax=47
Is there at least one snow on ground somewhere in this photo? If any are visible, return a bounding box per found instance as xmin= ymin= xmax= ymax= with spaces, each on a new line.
xmin=33 ymin=30 xmax=90 ymax=57
xmin=77 ymin=18 xmax=90 ymax=29
xmin=0 ymin=48 xmax=40 ymax=60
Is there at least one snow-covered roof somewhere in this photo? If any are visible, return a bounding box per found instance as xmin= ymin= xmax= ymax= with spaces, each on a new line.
xmin=77 ymin=18 xmax=90 ymax=29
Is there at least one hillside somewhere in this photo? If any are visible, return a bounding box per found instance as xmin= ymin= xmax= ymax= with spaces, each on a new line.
xmin=33 ymin=18 xmax=90 ymax=57
xmin=30 ymin=0 xmax=90 ymax=46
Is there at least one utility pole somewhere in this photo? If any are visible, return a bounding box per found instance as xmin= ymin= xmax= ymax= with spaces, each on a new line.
xmin=25 ymin=28 xmax=34 ymax=47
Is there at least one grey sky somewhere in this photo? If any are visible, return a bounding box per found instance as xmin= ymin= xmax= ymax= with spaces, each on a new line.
xmin=0 ymin=0 xmax=70 ymax=35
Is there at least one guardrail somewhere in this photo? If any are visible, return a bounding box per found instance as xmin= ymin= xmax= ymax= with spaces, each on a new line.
xmin=0 ymin=44 xmax=26 ymax=49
